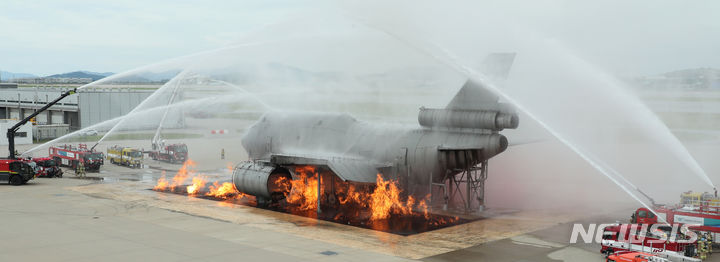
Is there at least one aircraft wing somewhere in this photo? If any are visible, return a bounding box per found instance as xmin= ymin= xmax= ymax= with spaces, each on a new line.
xmin=270 ymin=154 xmax=383 ymax=183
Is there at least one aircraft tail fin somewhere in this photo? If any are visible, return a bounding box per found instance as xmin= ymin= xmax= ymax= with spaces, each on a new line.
xmin=445 ymin=53 xmax=515 ymax=111
xmin=480 ymin=52 xmax=516 ymax=81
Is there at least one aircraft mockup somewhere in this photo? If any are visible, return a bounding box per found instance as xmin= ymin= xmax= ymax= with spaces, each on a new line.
xmin=232 ymin=53 xmax=518 ymax=212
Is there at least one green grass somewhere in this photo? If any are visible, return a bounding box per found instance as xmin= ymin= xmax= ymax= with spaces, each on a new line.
xmin=656 ymin=112 xmax=720 ymax=131
xmin=671 ymin=131 xmax=719 ymax=142
xmin=641 ymin=96 xmax=720 ymax=103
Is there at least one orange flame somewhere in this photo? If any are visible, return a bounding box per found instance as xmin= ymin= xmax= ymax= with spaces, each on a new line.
xmin=153 ymin=161 xmax=448 ymax=226
xmin=169 ymin=160 xmax=197 ymax=191
xmin=370 ymin=174 xmax=413 ymax=221
xmin=186 ymin=176 xmax=207 ymax=195
xmin=154 ymin=171 xmax=169 ymax=191
xmin=283 ymin=166 xmax=319 ymax=211
xmin=206 ymin=181 xmax=243 ymax=199
xmin=418 ymin=199 xmax=430 ymax=220
xmin=283 ymin=168 xmax=429 ymax=221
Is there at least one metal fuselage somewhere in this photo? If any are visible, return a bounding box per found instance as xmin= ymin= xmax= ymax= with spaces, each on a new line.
xmin=242 ymin=111 xmax=507 ymax=184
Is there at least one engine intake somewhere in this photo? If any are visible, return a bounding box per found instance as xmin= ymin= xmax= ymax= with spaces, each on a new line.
xmin=418 ymin=107 xmax=519 ymax=131
xmin=232 ymin=161 xmax=291 ymax=200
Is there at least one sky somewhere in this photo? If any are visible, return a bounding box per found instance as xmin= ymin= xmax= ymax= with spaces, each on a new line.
xmin=0 ymin=0 xmax=310 ymax=76
xmin=0 ymin=0 xmax=718 ymax=76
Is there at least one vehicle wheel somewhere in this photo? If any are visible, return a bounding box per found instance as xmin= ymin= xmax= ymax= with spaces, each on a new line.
xmin=604 ymin=249 xmax=613 ymax=258
xmin=9 ymin=175 xmax=23 ymax=186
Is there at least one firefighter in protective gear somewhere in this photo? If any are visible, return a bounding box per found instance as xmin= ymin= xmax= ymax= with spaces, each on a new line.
xmin=709 ymin=233 xmax=714 ymax=253
xmin=699 ymin=238 xmax=708 ymax=260
xmin=75 ymin=161 xmax=86 ymax=177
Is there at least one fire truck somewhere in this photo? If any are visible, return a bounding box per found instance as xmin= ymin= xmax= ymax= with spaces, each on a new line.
xmin=607 ymin=251 xmax=666 ymax=262
xmin=32 ymin=157 xmax=63 ymax=178
xmin=147 ymin=80 xmax=188 ymax=164
xmin=607 ymin=250 xmax=702 ymax=262
xmin=601 ymin=224 xmax=698 ymax=260
xmin=49 ymin=144 xmax=104 ymax=172
xmin=3 ymin=88 xmax=75 ymax=185
xmin=0 ymin=159 xmax=35 ymax=185
xmin=632 ymin=191 xmax=720 ymax=234
xmin=148 ymin=141 xmax=187 ymax=164
xmin=607 ymin=251 xmax=678 ymax=262
xmin=107 ymin=146 xmax=143 ymax=168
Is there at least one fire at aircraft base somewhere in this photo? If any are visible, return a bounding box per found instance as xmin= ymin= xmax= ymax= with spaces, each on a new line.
xmin=152 ymin=160 xmax=472 ymax=235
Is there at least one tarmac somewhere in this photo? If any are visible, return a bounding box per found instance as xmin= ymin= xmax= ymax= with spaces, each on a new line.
xmin=3 ymin=135 xmax=720 ymax=261
xmin=0 ymin=173 xmax=610 ymax=262
xmin=0 ymin=154 xmax=616 ymax=262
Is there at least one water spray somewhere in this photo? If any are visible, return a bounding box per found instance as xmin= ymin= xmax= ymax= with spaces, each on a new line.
xmin=89 ymin=70 xmax=191 ymax=151
xmin=23 ymin=92 xmax=263 ymax=156
xmin=346 ymin=17 xmax=678 ymax=219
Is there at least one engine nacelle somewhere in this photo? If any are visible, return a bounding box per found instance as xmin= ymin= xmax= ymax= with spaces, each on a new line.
xmin=418 ymin=107 xmax=519 ymax=131
xmin=232 ymin=161 xmax=291 ymax=200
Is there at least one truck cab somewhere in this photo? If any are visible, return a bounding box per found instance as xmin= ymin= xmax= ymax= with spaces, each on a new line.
xmin=121 ymin=149 xmax=143 ymax=168
xmin=167 ymin=144 xmax=187 ymax=163
xmin=632 ymin=208 xmax=658 ymax=224
xmin=108 ymin=146 xmax=142 ymax=168
xmin=0 ymin=159 xmax=36 ymax=185
xmin=83 ymin=152 xmax=104 ymax=171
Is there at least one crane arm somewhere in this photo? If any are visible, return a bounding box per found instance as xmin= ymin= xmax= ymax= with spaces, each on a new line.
xmin=6 ymin=88 xmax=77 ymax=159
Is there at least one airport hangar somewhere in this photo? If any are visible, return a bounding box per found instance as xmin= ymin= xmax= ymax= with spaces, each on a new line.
xmin=0 ymin=84 xmax=163 ymax=143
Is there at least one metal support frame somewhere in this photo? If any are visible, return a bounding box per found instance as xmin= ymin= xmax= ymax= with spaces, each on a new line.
xmin=429 ymin=174 xmax=448 ymax=211
xmin=446 ymin=160 xmax=488 ymax=213
xmin=317 ymin=171 xmax=322 ymax=214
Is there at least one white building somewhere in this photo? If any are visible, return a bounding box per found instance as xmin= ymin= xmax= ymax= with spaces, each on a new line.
xmin=0 ymin=119 xmax=33 ymax=145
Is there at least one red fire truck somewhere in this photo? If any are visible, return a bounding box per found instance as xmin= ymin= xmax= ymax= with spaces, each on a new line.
xmin=601 ymin=224 xmax=698 ymax=259
xmin=607 ymin=251 xmax=669 ymax=262
xmin=49 ymin=144 xmax=104 ymax=172
xmin=3 ymin=88 xmax=75 ymax=185
xmin=32 ymin=157 xmax=63 ymax=178
xmin=0 ymin=159 xmax=36 ymax=185
xmin=148 ymin=142 xmax=188 ymax=164
xmin=632 ymin=191 xmax=720 ymax=234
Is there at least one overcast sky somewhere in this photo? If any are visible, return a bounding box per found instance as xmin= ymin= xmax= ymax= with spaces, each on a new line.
xmin=0 ymin=0 xmax=718 ymax=76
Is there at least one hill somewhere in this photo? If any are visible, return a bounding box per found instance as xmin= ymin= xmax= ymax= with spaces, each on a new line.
xmin=0 ymin=71 xmax=37 ymax=81
xmin=46 ymin=71 xmax=110 ymax=81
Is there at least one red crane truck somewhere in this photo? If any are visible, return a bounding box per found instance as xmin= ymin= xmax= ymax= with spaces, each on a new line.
xmin=3 ymin=88 xmax=76 ymax=185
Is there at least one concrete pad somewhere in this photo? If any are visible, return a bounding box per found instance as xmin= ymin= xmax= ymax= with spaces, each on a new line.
xmin=70 ymin=181 xmax=605 ymax=259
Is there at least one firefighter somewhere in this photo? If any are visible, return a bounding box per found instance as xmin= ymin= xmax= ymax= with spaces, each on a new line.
xmin=75 ymin=161 xmax=86 ymax=177
xmin=699 ymin=237 xmax=708 ymax=260
xmin=707 ymin=233 xmax=714 ymax=253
